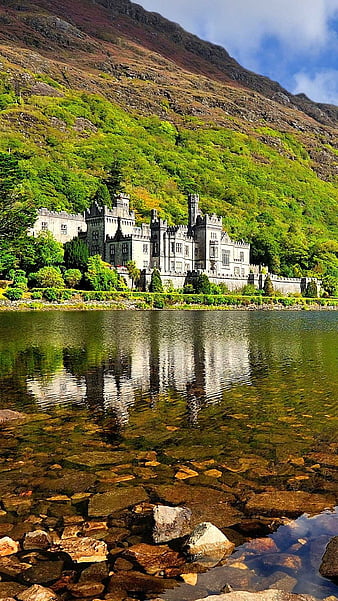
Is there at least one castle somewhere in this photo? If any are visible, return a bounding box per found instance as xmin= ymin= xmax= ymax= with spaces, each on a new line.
xmin=31 ymin=194 xmax=251 ymax=282
xmin=30 ymin=194 xmax=314 ymax=294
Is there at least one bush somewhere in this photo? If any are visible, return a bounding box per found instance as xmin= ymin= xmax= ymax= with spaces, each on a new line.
xmin=241 ymin=284 xmax=259 ymax=295
xmin=149 ymin=268 xmax=163 ymax=292
xmin=12 ymin=270 xmax=28 ymax=290
xmin=35 ymin=266 xmax=65 ymax=288
xmin=43 ymin=287 xmax=62 ymax=302
xmin=305 ymin=279 xmax=318 ymax=298
xmin=4 ymin=286 xmax=24 ymax=301
xmin=263 ymin=275 xmax=274 ymax=296
xmin=85 ymin=255 xmax=121 ymax=291
xmin=153 ymin=294 xmax=165 ymax=308
xmin=64 ymin=269 xmax=82 ymax=288
xmin=31 ymin=290 xmax=43 ymax=299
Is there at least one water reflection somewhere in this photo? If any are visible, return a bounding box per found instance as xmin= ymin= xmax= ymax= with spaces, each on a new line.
xmin=0 ymin=311 xmax=337 ymax=430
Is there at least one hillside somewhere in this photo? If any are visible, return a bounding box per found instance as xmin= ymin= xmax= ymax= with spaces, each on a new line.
xmin=0 ymin=0 xmax=337 ymax=276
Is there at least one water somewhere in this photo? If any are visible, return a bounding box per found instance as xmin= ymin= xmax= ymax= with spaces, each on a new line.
xmin=0 ymin=310 xmax=337 ymax=598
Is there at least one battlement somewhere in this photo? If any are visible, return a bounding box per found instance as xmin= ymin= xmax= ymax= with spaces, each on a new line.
xmin=37 ymin=208 xmax=85 ymax=221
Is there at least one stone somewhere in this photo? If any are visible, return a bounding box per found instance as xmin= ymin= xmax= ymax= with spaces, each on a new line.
xmin=65 ymin=451 xmax=135 ymax=468
xmin=0 ymin=410 xmax=25 ymax=424
xmin=51 ymin=536 xmax=108 ymax=563
xmin=194 ymin=592 xmax=321 ymax=601
xmin=67 ymin=582 xmax=105 ymax=597
xmin=261 ymin=553 xmax=302 ymax=571
xmin=152 ymin=484 xmax=242 ymax=528
xmin=23 ymin=531 xmax=51 ymax=550
xmin=0 ymin=536 xmax=19 ymax=556
xmin=2 ymin=495 xmax=32 ymax=515
xmin=245 ymin=491 xmax=335 ymax=517
xmin=107 ymin=571 xmax=176 ymax=596
xmin=113 ymin=557 xmax=134 ymax=571
xmin=175 ymin=466 xmax=199 ymax=480
xmin=256 ymin=572 xmax=297 ymax=593
xmin=181 ymin=573 xmax=198 ymax=585
xmin=153 ymin=505 xmax=192 ymax=543
xmin=319 ymin=536 xmax=338 ymax=579
xmin=79 ymin=562 xmax=109 ymax=582
xmin=123 ymin=543 xmax=185 ymax=575
xmin=0 ymin=556 xmax=31 ymax=577
xmin=17 ymin=584 xmax=58 ymax=601
xmin=22 ymin=561 xmax=64 ymax=585
xmin=88 ymin=487 xmax=147 ymax=517
xmin=242 ymin=537 xmax=279 ymax=554
xmin=0 ymin=582 xmax=27 ymax=598
xmin=186 ymin=522 xmax=235 ymax=559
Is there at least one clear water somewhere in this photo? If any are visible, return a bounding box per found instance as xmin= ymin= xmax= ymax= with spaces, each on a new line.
xmin=0 ymin=310 xmax=337 ymax=597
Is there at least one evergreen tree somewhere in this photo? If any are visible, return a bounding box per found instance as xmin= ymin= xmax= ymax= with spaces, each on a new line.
xmin=93 ymin=183 xmax=111 ymax=207
xmin=103 ymin=160 xmax=124 ymax=202
xmin=64 ymin=238 xmax=89 ymax=272
xmin=305 ymin=279 xmax=318 ymax=298
xmin=263 ymin=275 xmax=274 ymax=296
xmin=126 ymin=260 xmax=140 ymax=290
xmin=149 ymin=268 xmax=163 ymax=292
xmin=194 ymin=273 xmax=211 ymax=294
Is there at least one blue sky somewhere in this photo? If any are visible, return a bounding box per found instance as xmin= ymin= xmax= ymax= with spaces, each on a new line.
xmin=137 ymin=0 xmax=338 ymax=105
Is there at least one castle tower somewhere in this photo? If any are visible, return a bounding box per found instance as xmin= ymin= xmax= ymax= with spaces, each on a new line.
xmin=188 ymin=194 xmax=200 ymax=228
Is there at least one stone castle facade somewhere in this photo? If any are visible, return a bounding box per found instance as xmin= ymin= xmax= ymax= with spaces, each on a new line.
xmin=31 ymin=194 xmax=251 ymax=279
xmin=31 ymin=194 xmax=315 ymax=294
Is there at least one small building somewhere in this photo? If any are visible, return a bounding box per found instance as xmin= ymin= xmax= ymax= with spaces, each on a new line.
xmin=29 ymin=207 xmax=86 ymax=243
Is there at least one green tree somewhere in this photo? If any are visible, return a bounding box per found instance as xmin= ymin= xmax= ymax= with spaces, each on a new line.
xmin=126 ymin=260 xmax=140 ymax=290
xmin=64 ymin=238 xmax=89 ymax=272
xmin=321 ymin=274 xmax=337 ymax=297
xmin=103 ymin=160 xmax=125 ymax=202
xmin=34 ymin=266 xmax=65 ymax=288
xmin=149 ymin=268 xmax=163 ymax=292
xmin=194 ymin=273 xmax=211 ymax=294
xmin=0 ymin=152 xmax=36 ymax=275
xmin=64 ymin=269 xmax=82 ymax=288
xmin=263 ymin=275 xmax=274 ymax=296
xmin=93 ymin=183 xmax=111 ymax=207
xmin=34 ymin=232 xmax=64 ymax=268
xmin=85 ymin=255 xmax=120 ymax=291
xmin=305 ymin=279 xmax=318 ymax=298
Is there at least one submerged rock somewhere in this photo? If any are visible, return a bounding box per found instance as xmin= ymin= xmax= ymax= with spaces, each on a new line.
xmin=107 ymin=570 xmax=176 ymax=596
xmin=23 ymin=531 xmax=51 ymax=550
xmin=51 ymin=536 xmax=108 ymax=563
xmin=0 ymin=410 xmax=25 ymax=424
xmin=123 ymin=542 xmax=185 ymax=575
xmin=319 ymin=536 xmax=338 ymax=579
xmin=245 ymin=491 xmax=335 ymax=517
xmin=17 ymin=584 xmax=58 ymax=601
xmin=153 ymin=505 xmax=192 ymax=543
xmin=195 ymin=591 xmax=322 ymax=601
xmin=0 ymin=536 xmax=19 ymax=557
xmin=185 ymin=522 xmax=234 ymax=560
xmin=88 ymin=487 xmax=148 ymax=517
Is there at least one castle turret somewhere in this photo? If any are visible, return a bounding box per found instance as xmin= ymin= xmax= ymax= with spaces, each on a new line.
xmin=188 ymin=194 xmax=200 ymax=228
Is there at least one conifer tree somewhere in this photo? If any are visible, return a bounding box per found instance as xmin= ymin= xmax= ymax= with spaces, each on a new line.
xmin=149 ymin=268 xmax=163 ymax=292
xmin=263 ymin=275 xmax=274 ymax=296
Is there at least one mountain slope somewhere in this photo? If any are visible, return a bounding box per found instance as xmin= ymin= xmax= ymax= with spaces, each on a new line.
xmin=0 ymin=0 xmax=337 ymax=276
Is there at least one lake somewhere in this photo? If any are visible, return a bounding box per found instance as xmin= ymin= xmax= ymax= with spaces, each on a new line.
xmin=0 ymin=310 xmax=337 ymax=599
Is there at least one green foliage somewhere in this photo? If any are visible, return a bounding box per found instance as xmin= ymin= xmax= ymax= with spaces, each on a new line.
xmin=241 ymin=283 xmax=260 ymax=296
xmin=35 ymin=266 xmax=65 ymax=288
xmin=321 ymin=274 xmax=338 ymax=297
xmin=194 ymin=273 xmax=211 ymax=294
xmin=64 ymin=238 xmax=89 ymax=272
xmin=126 ymin=260 xmax=141 ymax=290
xmin=33 ymin=232 xmax=64 ymax=268
xmin=149 ymin=268 xmax=163 ymax=292
xmin=12 ymin=269 xmax=28 ymax=290
xmin=5 ymin=286 xmax=24 ymax=300
xmin=263 ymin=275 xmax=274 ymax=296
xmin=85 ymin=255 xmax=121 ymax=291
xmin=64 ymin=268 xmax=82 ymax=288
xmin=0 ymin=79 xmax=337 ymax=277
xmin=305 ymin=279 xmax=318 ymax=298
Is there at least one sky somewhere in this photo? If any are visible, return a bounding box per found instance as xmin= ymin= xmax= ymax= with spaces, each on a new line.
xmin=137 ymin=0 xmax=338 ymax=105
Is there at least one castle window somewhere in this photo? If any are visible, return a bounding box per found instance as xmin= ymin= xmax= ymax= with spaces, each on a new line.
xmin=222 ymin=250 xmax=230 ymax=266
xmin=175 ymin=243 xmax=182 ymax=253
xmin=185 ymin=245 xmax=189 ymax=257
xmin=153 ymin=242 xmax=159 ymax=256
xmin=122 ymin=243 xmax=128 ymax=254
xmin=143 ymin=244 xmax=148 ymax=253
xmin=110 ymin=246 xmax=115 ymax=256
xmin=143 ymin=260 xmax=148 ymax=268
xmin=170 ymin=261 xmax=175 ymax=271
xmin=240 ymin=251 xmax=245 ymax=262
xmin=176 ymin=261 xmax=182 ymax=272
xmin=171 ymin=242 xmax=175 ymax=253
xmin=61 ymin=224 xmax=67 ymax=235
xmin=41 ymin=222 xmax=48 ymax=231
xmin=210 ymin=245 xmax=218 ymax=259
xmin=92 ymin=230 xmax=99 ymax=241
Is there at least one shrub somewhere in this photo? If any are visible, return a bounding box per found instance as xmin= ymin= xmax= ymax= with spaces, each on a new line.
xmin=153 ymin=294 xmax=165 ymax=308
xmin=43 ymin=287 xmax=62 ymax=302
xmin=35 ymin=266 xmax=65 ymax=288
xmin=64 ymin=269 xmax=82 ymax=288
xmin=149 ymin=268 xmax=163 ymax=292
xmin=31 ymin=290 xmax=43 ymax=299
xmin=305 ymin=279 xmax=318 ymax=298
xmin=183 ymin=283 xmax=194 ymax=294
xmin=5 ymin=287 xmax=24 ymax=301
xmin=12 ymin=270 xmax=28 ymax=290
xmin=241 ymin=284 xmax=259 ymax=296
xmin=85 ymin=255 xmax=121 ymax=291
xmin=194 ymin=273 xmax=211 ymax=294
xmin=263 ymin=275 xmax=274 ymax=296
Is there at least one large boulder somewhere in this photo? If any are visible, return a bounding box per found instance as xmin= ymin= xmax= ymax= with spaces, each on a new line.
xmin=50 ymin=536 xmax=107 ymax=563
xmin=319 ymin=535 xmax=338 ymax=579
xmin=185 ymin=522 xmax=234 ymax=559
xmin=23 ymin=531 xmax=51 ymax=551
xmin=17 ymin=585 xmax=57 ymax=601
xmin=0 ymin=537 xmax=19 ymax=557
xmin=123 ymin=543 xmax=185 ymax=575
xmin=153 ymin=505 xmax=192 ymax=543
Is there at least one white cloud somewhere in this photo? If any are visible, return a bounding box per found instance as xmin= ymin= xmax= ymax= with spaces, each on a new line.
xmin=293 ymin=69 xmax=338 ymax=104
xmin=138 ymin=0 xmax=338 ymax=70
